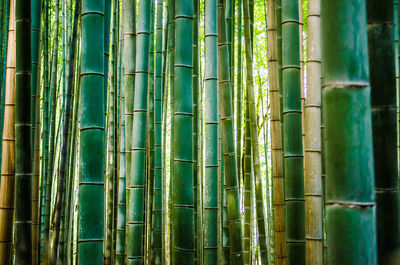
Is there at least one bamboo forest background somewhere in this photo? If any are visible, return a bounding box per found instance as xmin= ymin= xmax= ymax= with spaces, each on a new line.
xmin=0 ymin=0 xmax=399 ymax=264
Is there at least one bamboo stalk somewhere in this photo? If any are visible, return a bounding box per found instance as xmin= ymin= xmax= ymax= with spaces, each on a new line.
xmin=77 ymin=0 xmax=105 ymax=263
xmin=0 ymin=0 xmax=14 ymax=262
xmin=321 ymin=1 xmax=377 ymax=263
xmin=203 ymin=0 xmax=218 ymax=263
xmin=366 ymin=0 xmax=400 ymax=262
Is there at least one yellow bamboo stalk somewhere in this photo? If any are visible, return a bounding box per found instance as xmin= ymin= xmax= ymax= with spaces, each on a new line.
xmin=266 ymin=0 xmax=286 ymax=264
xmin=0 ymin=0 xmax=15 ymax=263
xmin=304 ymin=0 xmax=323 ymax=264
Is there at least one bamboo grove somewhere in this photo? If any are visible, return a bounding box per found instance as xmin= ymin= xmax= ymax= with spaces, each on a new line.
xmin=0 ymin=0 xmax=400 ymax=264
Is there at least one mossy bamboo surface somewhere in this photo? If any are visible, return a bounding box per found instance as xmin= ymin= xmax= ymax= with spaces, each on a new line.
xmin=243 ymin=0 xmax=269 ymax=263
xmin=321 ymin=1 xmax=377 ymax=264
xmin=14 ymin=0 xmax=32 ymax=262
xmin=281 ymin=0 xmax=305 ymax=263
xmin=0 ymin=0 xmax=10 ymax=168
xmin=78 ymin=0 xmax=105 ymax=263
xmin=304 ymin=0 xmax=323 ymax=264
xmin=126 ymin=0 xmax=150 ymax=263
xmin=172 ymin=0 xmax=195 ymax=263
xmin=217 ymin=0 xmax=244 ymax=264
xmin=122 ymin=0 xmax=136 ymax=261
xmin=366 ymin=0 xmax=400 ymax=262
xmin=0 ymin=0 xmax=14 ymax=262
xmin=204 ymin=0 xmax=218 ymax=263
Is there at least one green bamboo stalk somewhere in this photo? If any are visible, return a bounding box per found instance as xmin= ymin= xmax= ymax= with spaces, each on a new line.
xmin=126 ymin=0 xmax=150 ymax=263
xmin=152 ymin=0 xmax=164 ymax=264
xmin=204 ymin=0 xmax=218 ymax=263
xmin=14 ymin=0 xmax=32 ymax=262
xmin=116 ymin=70 xmax=127 ymax=265
xmin=272 ymin=0 xmax=286 ymax=262
xmin=40 ymin=0 xmax=50 ymax=258
xmin=0 ymin=0 xmax=14 ymax=262
xmin=77 ymin=0 xmax=105 ymax=263
xmin=366 ymin=0 xmax=400 ymax=263
xmin=172 ymin=1 xmax=195 ymax=264
xmin=236 ymin=0 xmax=243 ymax=192
xmin=304 ymin=0 xmax=323 ymax=264
xmin=0 ymin=0 xmax=10 ymax=170
xmin=243 ymin=0 xmax=269 ymax=263
xmin=217 ymin=0 xmax=244 ymax=264
xmin=321 ymin=1 xmax=377 ymax=264
xmin=31 ymin=0 xmax=41 ymax=262
xmin=122 ymin=0 xmax=136 ymax=261
xmin=243 ymin=107 xmax=252 ymax=265
xmin=104 ymin=0 xmax=111 ymax=113
xmin=106 ymin=0 xmax=119 ymax=262
xmin=168 ymin=0 xmax=175 ymax=262
xmin=281 ymin=0 xmax=305 ymax=263
xmin=192 ymin=1 xmax=200 ymax=264
xmin=146 ymin=1 xmax=155 ymax=261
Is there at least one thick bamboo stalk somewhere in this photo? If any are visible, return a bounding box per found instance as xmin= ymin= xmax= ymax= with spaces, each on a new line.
xmin=366 ymin=0 xmax=400 ymax=263
xmin=217 ymin=0 xmax=244 ymax=264
xmin=77 ymin=0 xmax=105 ymax=263
xmin=126 ymin=0 xmax=150 ymax=263
xmin=0 ymin=0 xmax=14 ymax=263
xmin=304 ymin=0 xmax=323 ymax=264
xmin=172 ymin=0 xmax=195 ymax=263
xmin=204 ymin=0 xmax=218 ymax=263
xmin=321 ymin=1 xmax=377 ymax=264
xmin=14 ymin=0 xmax=32 ymax=262
xmin=281 ymin=0 xmax=305 ymax=263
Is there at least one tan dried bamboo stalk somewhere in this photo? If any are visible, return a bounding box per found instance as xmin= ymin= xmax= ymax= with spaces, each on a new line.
xmin=0 ymin=0 xmax=15 ymax=263
xmin=304 ymin=0 xmax=323 ymax=264
xmin=266 ymin=0 xmax=286 ymax=264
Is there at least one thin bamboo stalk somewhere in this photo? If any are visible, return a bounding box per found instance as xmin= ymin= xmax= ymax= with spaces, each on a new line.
xmin=304 ymin=0 xmax=323 ymax=264
xmin=204 ymin=0 xmax=218 ymax=263
xmin=217 ymin=0 xmax=244 ymax=264
xmin=126 ymin=0 xmax=150 ymax=263
xmin=271 ymin=0 xmax=286 ymax=262
xmin=0 ymin=0 xmax=14 ymax=262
